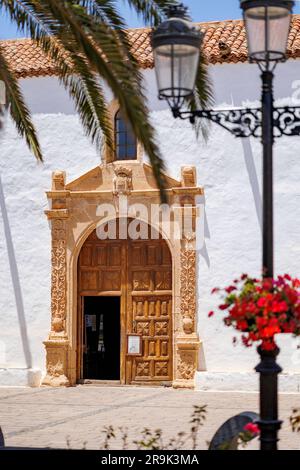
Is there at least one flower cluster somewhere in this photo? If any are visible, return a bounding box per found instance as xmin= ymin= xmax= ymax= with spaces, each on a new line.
xmin=236 ymin=423 xmax=260 ymax=448
xmin=243 ymin=423 xmax=260 ymax=436
xmin=209 ymin=274 xmax=300 ymax=350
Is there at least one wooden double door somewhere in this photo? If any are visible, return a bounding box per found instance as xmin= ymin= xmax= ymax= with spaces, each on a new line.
xmin=78 ymin=221 xmax=173 ymax=385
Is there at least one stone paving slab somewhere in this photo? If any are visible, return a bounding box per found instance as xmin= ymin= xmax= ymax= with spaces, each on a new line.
xmin=0 ymin=386 xmax=299 ymax=450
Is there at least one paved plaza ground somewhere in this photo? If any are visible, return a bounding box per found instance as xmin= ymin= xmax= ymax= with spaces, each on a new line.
xmin=0 ymin=386 xmax=299 ymax=450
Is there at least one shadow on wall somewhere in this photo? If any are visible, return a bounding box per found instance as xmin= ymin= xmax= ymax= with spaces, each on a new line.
xmin=197 ymin=194 xmax=211 ymax=268
xmin=0 ymin=174 xmax=32 ymax=369
xmin=242 ymin=139 xmax=262 ymax=232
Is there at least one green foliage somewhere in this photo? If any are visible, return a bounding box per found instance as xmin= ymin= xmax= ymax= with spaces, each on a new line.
xmin=101 ymin=425 xmax=116 ymax=450
xmin=0 ymin=1 xmax=213 ymax=198
xmin=190 ymin=405 xmax=207 ymax=450
xmin=100 ymin=405 xmax=207 ymax=450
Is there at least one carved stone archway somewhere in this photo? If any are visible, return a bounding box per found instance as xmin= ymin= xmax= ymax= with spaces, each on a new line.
xmin=42 ymin=161 xmax=203 ymax=388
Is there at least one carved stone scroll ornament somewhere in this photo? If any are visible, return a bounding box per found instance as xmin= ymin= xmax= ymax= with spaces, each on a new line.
xmin=51 ymin=219 xmax=67 ymax=334
xmin=180 ymin=246 xmax=196 ymax=335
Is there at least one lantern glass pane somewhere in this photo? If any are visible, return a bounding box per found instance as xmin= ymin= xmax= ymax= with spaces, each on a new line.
xmin=245 ymin=5 xmax=291 ymax=61
xmin=154 ymin=43 xmax=199 ymax=107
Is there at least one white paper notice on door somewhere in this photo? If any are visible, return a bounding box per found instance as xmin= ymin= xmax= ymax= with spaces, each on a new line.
xmin=127 ymin=335 xmax=141 ymax=355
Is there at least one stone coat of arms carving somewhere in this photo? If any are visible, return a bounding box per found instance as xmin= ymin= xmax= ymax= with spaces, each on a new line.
xmin=113 ymin=166 xmax=133 ymax=196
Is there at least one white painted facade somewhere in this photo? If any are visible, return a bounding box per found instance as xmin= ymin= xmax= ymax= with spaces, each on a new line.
xmin=1 ymin=59 xmax=300 ymax=390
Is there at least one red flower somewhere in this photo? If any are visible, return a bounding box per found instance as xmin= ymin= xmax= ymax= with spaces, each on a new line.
xmin=293 ymin=279 xmax=300 ymax=288
xmin=225 ymin=285 xmax=236 ymax=294
xmin=236 ymin=320 xmax=248 ymax=331
xmin=257 ymin=297 xmax=267 ymax=308
xmin=208 ymin=311 xmax=214 ymax=318
xmin=249 ymin=331 xmax=259 ymax=341
xmin=272 ymin=300 xmax=288 ymax=313
xmin=261 ymin=323 xmax=280 ymax=339
xmin=244 ymin=423 xmax=260 ymax=435
xmin=208 ymin=275 xmax=300 ymax=349
xmin=211 ymin=287 xmax=220 ymax=294
xmin=262 ymin=279 xmax=273 ymax=291
xmin=242 ymin=335 xmax=252 ymax=347
xmin=261 ymin=339 xmax=277 ymax=351
xmin=219 ymin=304 xmax=229 ymax=311
xmin=256 ymin=317 xmax=268 ymax=329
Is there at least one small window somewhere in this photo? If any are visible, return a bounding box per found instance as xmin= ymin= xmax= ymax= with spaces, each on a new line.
xmin=115 ymin=110 xmax=137 ymax=160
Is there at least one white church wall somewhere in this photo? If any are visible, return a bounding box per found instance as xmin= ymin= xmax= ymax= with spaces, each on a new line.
xmin=0 ymin=58 xmax=299 ymax=387
xmin=0 ymin=114 xmax=99 ymax=385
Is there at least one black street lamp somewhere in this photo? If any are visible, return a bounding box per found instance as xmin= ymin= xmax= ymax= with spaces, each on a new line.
xmin=152 ymin=1 xmax=299 ymax=451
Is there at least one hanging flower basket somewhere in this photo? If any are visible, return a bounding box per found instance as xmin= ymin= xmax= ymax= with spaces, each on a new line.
xmin=209 ymin=274 xmax=300 ymax=351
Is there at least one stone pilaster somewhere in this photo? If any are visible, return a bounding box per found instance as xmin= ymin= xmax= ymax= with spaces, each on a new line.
xmin=43 ymin=171 xmax=70 ymax=386
xmin=173 ymin=200 xmax=200 ymax=389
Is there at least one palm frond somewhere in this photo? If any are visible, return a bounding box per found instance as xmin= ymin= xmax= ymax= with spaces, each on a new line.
xmin=2 ymin=0 xmax=112 ymax=148
xmin=79 ymin=0 xmax=139 ymax=67
xmin=126 ymin=0 xmax=179 ymax=26
xmin=0 ymin=43 xmax=42 ymax=161
xmin=43 ymin=0 xmax=167 ymax=198
xmin=188 ymin=41 xmax=215 ymax=141
xmin=1 ymin=0 xmax=213 ymax=200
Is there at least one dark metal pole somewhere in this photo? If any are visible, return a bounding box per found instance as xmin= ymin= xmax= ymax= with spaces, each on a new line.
xmin=256 ymin=70 xmax=281 ymax=450
xmin=255 ymin=347 xmax=282 ymax=450
xmin=261 ymin=70 xmax=274 ymax=279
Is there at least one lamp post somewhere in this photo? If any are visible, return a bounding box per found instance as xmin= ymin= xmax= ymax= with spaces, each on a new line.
xmin=152 ymin=1 xmax=298 ymax=451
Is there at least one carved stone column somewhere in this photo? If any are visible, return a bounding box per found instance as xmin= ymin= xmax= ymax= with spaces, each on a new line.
xmin=43 ymin=171 xmax=70 ymax=386
xmin=173 ymin=201 xmax=200 ymax=389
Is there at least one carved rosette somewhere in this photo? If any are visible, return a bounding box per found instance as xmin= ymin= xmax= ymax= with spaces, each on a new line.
xmin=177 ymin=351 xmax=196 ymax=380
xmin=51 ymin=219 xmax=67 ymax=335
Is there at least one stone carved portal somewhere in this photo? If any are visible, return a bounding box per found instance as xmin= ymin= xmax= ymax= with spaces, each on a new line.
xmin=43 ymin=162 xmax=203 ymax=388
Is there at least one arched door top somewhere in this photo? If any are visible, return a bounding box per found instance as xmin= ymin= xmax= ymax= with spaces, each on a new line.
xmin=77 ymin=221 xmax=173 ymax=385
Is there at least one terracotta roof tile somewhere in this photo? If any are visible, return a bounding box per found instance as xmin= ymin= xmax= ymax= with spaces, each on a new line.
xmin=1 ymin=15 xmax=300 ymax=79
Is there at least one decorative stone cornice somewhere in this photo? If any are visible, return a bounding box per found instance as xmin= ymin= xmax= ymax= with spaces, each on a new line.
xmin=45 ymin=209 xmax=69 ymax=220
xmin=46 ymin=191 xmax=70 ymax=199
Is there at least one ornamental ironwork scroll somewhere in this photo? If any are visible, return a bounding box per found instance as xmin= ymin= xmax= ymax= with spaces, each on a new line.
xmin=174 ymin=106 xmax=300 ymax=139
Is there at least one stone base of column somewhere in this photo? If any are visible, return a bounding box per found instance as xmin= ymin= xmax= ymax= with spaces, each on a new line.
xmin=173 ymin=334 xmax=200 ymax=389
xmin=42 ymin=338 xmax=70 ymax=387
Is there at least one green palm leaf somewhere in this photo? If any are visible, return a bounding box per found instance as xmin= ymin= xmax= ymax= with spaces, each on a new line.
xmin=0 ymin=0 xmax=214 ymax=199
xmin=0 ymin=43 xmax=42 ymax=161
xmin=189 ymin=45 xmax=214 ymax=141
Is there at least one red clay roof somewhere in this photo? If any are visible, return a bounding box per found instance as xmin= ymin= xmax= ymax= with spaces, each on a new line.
xmin=1 ymin=16 xmax=300 ymax=79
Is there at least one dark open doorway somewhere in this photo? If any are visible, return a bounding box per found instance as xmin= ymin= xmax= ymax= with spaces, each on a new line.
xmin=83 ymin=296 xmax=120 ymax=380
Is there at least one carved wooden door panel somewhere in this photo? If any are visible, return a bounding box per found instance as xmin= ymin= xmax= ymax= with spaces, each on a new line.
xmin=78 ymin=230 xmax=124 ymax=296
xmin=126 ymin=231 xmax=173 ymax=384
xmin=78 ymin=229 xmax=126 ymax=381
xmin=78 ymin=224 xmax=173 ymax=385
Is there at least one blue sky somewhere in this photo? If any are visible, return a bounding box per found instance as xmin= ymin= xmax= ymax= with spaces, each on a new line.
xmin=1 ymin=1 xmax=300 ymax=39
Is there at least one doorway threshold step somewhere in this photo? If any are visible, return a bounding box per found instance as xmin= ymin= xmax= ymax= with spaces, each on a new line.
xmin=78 ymin=380 xmax=121 ymax=386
